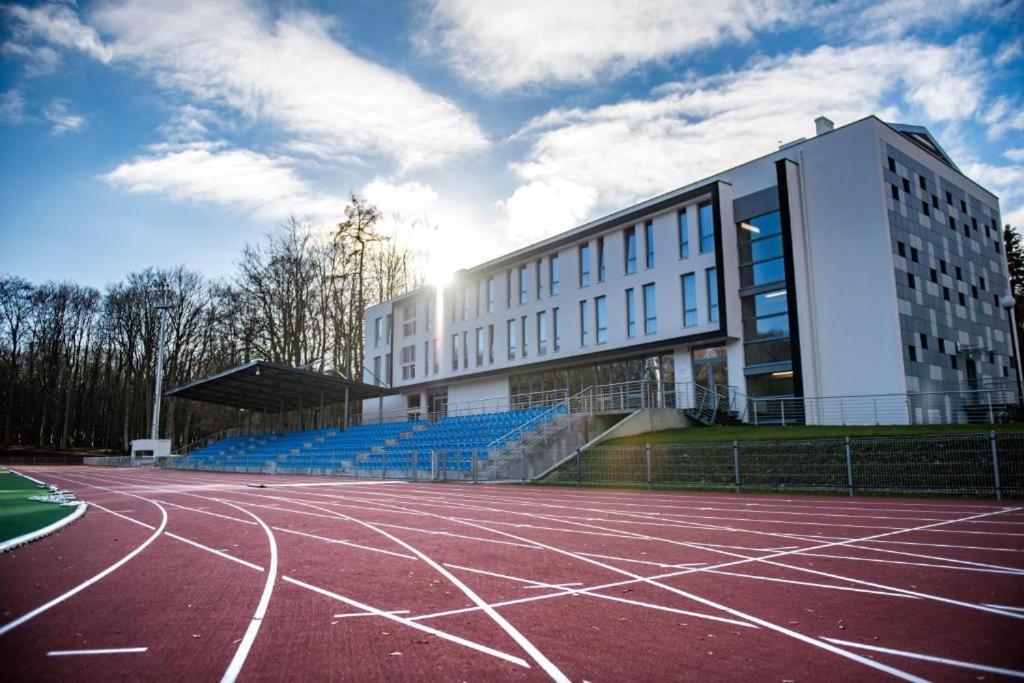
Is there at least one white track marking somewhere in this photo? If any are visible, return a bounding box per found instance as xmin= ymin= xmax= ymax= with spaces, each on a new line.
xmin=372 ymin=521 xmax=542 ymax=549
xmin=820 ymin=638 xmax=1024 ymax=678
xmin=153 ymin=499 xmax=256 ymax=525
xmin=247 ymin=494 xmax=571 ymax=683
xmin=443 ymin=563 xmax=758 ymax=628
xmin=700 ymin=569 xmax=919 ymax=599
xmin=48 ymin=647 xmax=148 ymax=656
xmin=790 ymin=551 xmax=1024 ymax=575
xmin=333 ymin=610 xmax=410 ymax=618
xmin=0 ymin=498 xmax=167 ymax=638
xmin=984 ymin=603 xmax=1024 ymax=613
xmin=272 ymin=526 xmax=417 ymax=560
xmin=283 ymin=576 xmax=530 ymax=668
xmin=248 ymin=480 xmax=407 ymax=488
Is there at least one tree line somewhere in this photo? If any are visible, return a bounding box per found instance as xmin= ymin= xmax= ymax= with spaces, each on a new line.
xmin=0 ymin=196 xmax=424 ymax=452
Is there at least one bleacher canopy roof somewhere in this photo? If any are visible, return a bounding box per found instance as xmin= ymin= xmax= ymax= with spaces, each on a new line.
xmin=166 ymin=360 xmax=394 ymax=412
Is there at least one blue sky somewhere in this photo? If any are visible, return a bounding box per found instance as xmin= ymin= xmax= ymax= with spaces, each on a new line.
xmin=1 ymin=0 xmax=1022 ymax=289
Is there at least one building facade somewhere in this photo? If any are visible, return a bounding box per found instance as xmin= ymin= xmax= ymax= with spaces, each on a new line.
xmin=363 ymin=116 xmax=1020 ymax=424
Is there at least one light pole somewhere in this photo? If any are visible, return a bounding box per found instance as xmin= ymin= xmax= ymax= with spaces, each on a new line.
xmin=151 ymin=279 xmax=173 ymax=440
xmin=1000 ymin=292 xmax=1024 ymax=409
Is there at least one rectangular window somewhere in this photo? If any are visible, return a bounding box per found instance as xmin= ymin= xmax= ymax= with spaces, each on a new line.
xmin=520 ymin=316 xmax=528 ymax=358
xmin=519 ymin=265 xmax=528 ymax=304
xmin=385 ymin=352 xmax=392 ymax=385
xmin=644 ymin=220 xmax=655 ymax=268
xmin=463 ymin=285 xmax=471 ymax=321
xmin=595 ymin=296 xmax=607 ymax=344
xmin=549 ymin=254 xmax=560 ymax=295
xmin=624 ymin=227 xmax=637 ymax=274
xmin=400 ymin=344 xmax=416 ymax=380
xmin=401 ymin=303 xmax=416 ymax=337
xmin=698 ymin=202 xmax=715 ymax=252
xmin=597 ymin=236 xmax=607 ymax=282
xmin=681 ymin=273 xmax=697 ymax=327
xmin=424 ymin=341 xmax=430 ymax=376
xmin=507 ymin=319 xmax=516 ymax=360
xmin=537 ymin=311 xmax=548 ymax=355
xmin=888 ymin=156 xmax=896 ymax=172
xmin=919 ymin=175 xmax=926 ymax=190
xmin=535 ymin=259 xmax=544 ymax=298
xmin=579 ymin=244 xmax=591 ymax=287
xmin=451 ymin=334 xmax=459 ymax=371
xmin=374 ymin=317 xmax=383 ymax=347
xmin=373 ymin=355 xmax=382 ymax=386
xmin=506 ymin=271 xmax=513 ymax=308
xmin=579 ymin=300 xmax=589 ymax=346
xmin=707 ymin=267 xmax=719 ymax=323
xmin=625 ymin=288 xmax=636 ymax=338
xmin=643 ymin=283 xmax=657 ymax=334
xmin=487 ymin=324 xmax=494 ymax=364
xmin=891 ymin=185 xmax=899 ymax=201
xmin=425 ymin=299 xmax=433 ymax=332
xmin=487 ymin=277 xmax=495 ymax=313
xmin=475 ymin=327 xmax=484 ymax=366
xmin=908 ymin=345 xmax=917 ymax=362
xmin=910 ymin=246 xmax=918 ymax=262
xmin=678 ymin=209 xmax=690 ymax=259
xmin=907 ymin=273 xmax=915 ymax=290
xmin=462 ymin=331 xmax=469 ymax=368
xmin=552 ymin=307 xmax=561 ymax=352
xmin=920 ymin=333 xmax=928 ymax=350
xmin=476 ymin=280 xmax=483 ymax=317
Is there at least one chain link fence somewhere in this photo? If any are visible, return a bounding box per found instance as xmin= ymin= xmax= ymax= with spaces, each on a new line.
xmin=543 ymin=432 xmax=1024 ymax=499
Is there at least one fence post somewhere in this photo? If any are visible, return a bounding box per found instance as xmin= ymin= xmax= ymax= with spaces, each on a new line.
xmin=781 ymin=401 xmax=786 ymax=427
xmin=991 ymin=431 xmax=1002 ymax=501
xmin=431 ymin=450 xmax=438 ymax=481
xmin=645 ymin=443 xmax=652 ymax=490
xmin=987 ymin=392 xmax=994 ymax=425
xmin=575 ymin=448 xmax=582 ymax=487
xmin=412 ymin=450 xmax=418 ymax=482
xmin=522 ymin=445 xmax=528 ymax=484
xmin=844 ymin=436 xmax=853 ymax=497
xmin=733 ymin=441 xmax=740 ymax=492
xmin=472 ymin=450 xmax=478 ymax=484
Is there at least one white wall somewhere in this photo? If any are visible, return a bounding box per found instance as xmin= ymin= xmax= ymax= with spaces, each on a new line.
xmin=447 ymin=375 xmax=511 ymax=414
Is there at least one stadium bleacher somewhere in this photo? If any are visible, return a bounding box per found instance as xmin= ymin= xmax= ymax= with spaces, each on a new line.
xmin=170 ymin=406 xmax=564 ymax=475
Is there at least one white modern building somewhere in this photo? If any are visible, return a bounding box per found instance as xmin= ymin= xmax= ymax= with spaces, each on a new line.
xmin=364 ymin=116 xmax=1021 ymax=425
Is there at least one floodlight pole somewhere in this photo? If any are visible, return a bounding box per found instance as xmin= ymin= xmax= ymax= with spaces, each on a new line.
xmin=1000 ymin=293 xmax=1024 ymax=408
xmin=151 ymin=280 xmax=173 ymax=440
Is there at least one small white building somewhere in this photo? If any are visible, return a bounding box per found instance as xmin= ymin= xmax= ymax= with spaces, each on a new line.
xmin=363 ymin=116 xmax=1021 ymax=425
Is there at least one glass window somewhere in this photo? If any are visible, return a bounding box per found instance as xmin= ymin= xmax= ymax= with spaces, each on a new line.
xmin=506 ymin=271 xmax=513 ymax=308
xmin=707 ymin=267 xmax=719 ymax=323
xmin=740 ymin=258 xmax=786 ymax=288
xmin=579 ymin=244 xmax=591 ymax=287
xmin=552 ymin=307 xmax=561 ymax=352
xmin=425 ymin=299 xmax=433 ymax=332
xmin=595 ymin=296 xmax=607 ymax=344
xmin=681 ymin=273 xmax=697 ymax=327
xmin=698 ymin=202 xmax=715 ymax=252
xmin=373 ymin=355 xmax=382 ymax=385
xmin=738 ymin=211 xmax=781 ymax=242
xmin=537 ymin=311 xmax=547 ymax=355
xmin=463 ymin=285 xmax=471 ymax=320
xmin=624 ymin=227 xmax=637 ymax=274
xmin=644 ymin=221 xmax=655 ymax=268
xmin=643 ymin=283 xmax=657 ymax=334
xmin=520 ymin=316 xmax=528 ymax=357
xmin=451 ymin=334 xmax=459 ymax=371
xmin=625 ymin=288 xmax=636 ymax=338
xmin=519 ymin=265 xmax=528 ymax=304
xmin=507 ymin=319 xmax=516 ymax=360
xmin=424 ymin=341 xmax=429 ymax=375
xmin=678 ymin=210 xmax=689 ymax=259
xmin=744 ymin=339 xmax=792 ymax=365
xmin=746 ymin=372 xmax=794 ymax=397
xmin=743 ymin=313 xmax=790 ymax=340
xmin=550 ymin=254 xmax=560 ymax=295
xmin=462 ymin=330 xmax=469 ymax=367
xmin=739 ymin=235 xmax=784 ymax=264
xmin=487 ymin=277 xmax=495 ymax=313
xmin=374 ymin=317 xmax=383 ymax=346
xmin=597 ymin=236 xmax=606 ymax=282
xmin=487 ymin=324 xmax=494 ymax=364
xmin=579 ymin=300 xmax=589 ymax=346
xmin=476 ymin=327 xmax=484 ymax=366
xmin=742 ymin=289 xmax=788 ymax=318
xmin=385 ymin=352 xmax=392 ymax=384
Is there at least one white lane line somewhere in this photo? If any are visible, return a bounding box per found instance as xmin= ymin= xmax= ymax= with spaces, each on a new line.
xmin=373 ymin=521 xmax=542 ymax=549
xmin=820 ymin=638 xmax=1024 ymax=678
xmin=249 ymin=493 xmax=571 ymax=683
xmin=984 ymin=603 xmax=1024 ymax=613
xmin=700 ymin=570 xmax=919 ymax=599
xmin=248 ymin=480 xmax=407 ymax=488
xmin=48 ymin=647 xmax=148 ymax=656
xmin=442 ymin=563 xmax=758 ymax=629
xmin=791 ymin=551 xmax=1024 ymax=575
xmin=283 ymin=576 xmax=530 ymax=668
xmin=153 ymin=499 xmax=257 ymax=525
xmin=271 ymin=526 xmax=417 ymax=560
xmin=333 ymin=610 xmax=410 ymax=618
xmin=0 ymin=500 xmax=168 ymax=638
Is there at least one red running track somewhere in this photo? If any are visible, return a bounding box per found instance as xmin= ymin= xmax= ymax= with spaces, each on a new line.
xmin=1 ymin=466 xmax=1023 ymax=681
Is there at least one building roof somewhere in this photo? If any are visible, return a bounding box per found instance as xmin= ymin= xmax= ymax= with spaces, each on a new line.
xmin=166 ymin=360 xmax=394 ymax=411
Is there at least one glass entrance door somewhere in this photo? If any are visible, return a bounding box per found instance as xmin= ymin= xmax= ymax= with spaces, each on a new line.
xmin=692 ymin=346 xmax=728 ymax=390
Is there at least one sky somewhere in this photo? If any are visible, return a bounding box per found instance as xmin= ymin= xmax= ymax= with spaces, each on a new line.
xmin=1 ymin=0 xmax=1023 ymax=290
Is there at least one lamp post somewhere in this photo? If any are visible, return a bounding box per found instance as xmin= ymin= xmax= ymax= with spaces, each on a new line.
xmin=1000 ymin=292 xmax=1024 ymax=408
xmin=151 ymin=279 xmax=173 ymax=440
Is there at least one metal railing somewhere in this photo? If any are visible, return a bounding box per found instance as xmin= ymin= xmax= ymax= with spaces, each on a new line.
xmin=543 ymin=432 xmax=1024 ymax=498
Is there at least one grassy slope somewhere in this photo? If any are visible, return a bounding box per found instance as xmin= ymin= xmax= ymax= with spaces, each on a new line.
xmin=601 ymin=422 xmax=1024 ymax=446
xmin=0 ymin=470 xmax=75 ymax=543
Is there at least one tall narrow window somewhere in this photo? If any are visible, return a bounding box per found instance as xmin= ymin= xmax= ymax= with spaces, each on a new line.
xmin=475 ymin=327 xmax=484 ymax=366
xmin=487 ymin=277 xmax=495 ymax=313
xmin=537 ymin=311 xmax=547 ymax=355
xmin=373 ymin=355 xmax=382 ymax=385
xmin=487 ymin=324 xmax=494 ymax=364
xmin=451 ymin=334 xmax=459 ymax=371
xmin=463 ymin=285 xmax=471 ymax=320
xmin=550 ymin=254 xmax=560 ymax=295
xmin=595 ymin=296 xmax=608 ymax=344
xmin=520 ymin=316 xmax=528 ymax=358
xmin=579 ymin=300 xmax=589 ymax=346
xmin=642 ymin=283 xmax=657 ymax=334
xmin=519 ymin=265 xmax=528 ymax=304
xmin=706 ymin=267 xmax=719 ymax=323
xmin=425 ymin=299 xmax=433 ymax=332
xmin=552 ymin=307 xmax=561 ymax=352
xmin=535 ymin=259 xmax=544 ymax=298
xmin=625 ymin=288 xmax=636 ymax=338
xmin=424 ymin=341 xmax=429 ymax=376
xmin=506 ymin=271 xmax=513 ymax=308
xmin=579 ymin=244 xmax=591 ymax=287
xmin=681 ymin=273 xmax=697 ymax=327
xmin=698 ymin=202 xmax=715 ymax=252
xmin=624 ymin=227 xmax=637 ymax=274
xmin=374 ymin=317 xmax=383 ymax=347
xmin=644 ymin=220 xmax=655 ymax=268
xmin=462 ymin=331 xmax=469 ymax=368
xmin=507 ymin=319 xmax=516 ymax=360
xmin=597 ymin=236 xmax=607 ymax=282
xmin=678 ymin=210 xmax=689 ymax=259
xmin=385 ymin=352 xmax=392 ymax=384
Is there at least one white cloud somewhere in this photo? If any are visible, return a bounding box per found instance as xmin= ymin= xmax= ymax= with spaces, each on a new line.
xmin=2 ymin=1 xmax=113 ymax=66
xmin=1005 ymin=148 xmax=1024 ymax=163
xmin=100 ymin=143 xmax=345 ymax=220
xmin=850 ymin=0 xmax=1017 ymax=39
xmin=980 ymin=97 xmax=1024 ymax=139
xmin=418 ymin=0 xmax=803 ymax=92
xmin=501 ymin=40 xmax=988 ymax=243
xmin=84 ymin=0 xmax=487 ymax=171
xmin=0 ymin=90 xmax=26 ymax=125
xmin=994 ymin=36 xmax=1024 ymax=67
xmin=43 ymin=98 xmax=87 ymax=135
